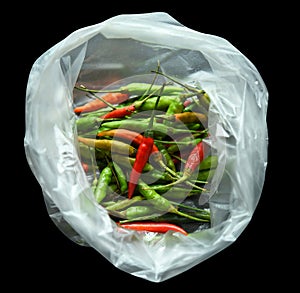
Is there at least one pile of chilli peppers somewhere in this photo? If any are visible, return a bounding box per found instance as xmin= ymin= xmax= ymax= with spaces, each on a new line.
xmin=73 ymin=68 xmax=218 ymax=236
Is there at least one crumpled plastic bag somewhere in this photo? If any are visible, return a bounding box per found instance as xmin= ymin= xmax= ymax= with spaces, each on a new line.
xmin=24 ymin=12 xmax=268 ymax=282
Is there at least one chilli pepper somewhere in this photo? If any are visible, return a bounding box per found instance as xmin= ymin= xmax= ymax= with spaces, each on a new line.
xmin=101 ymin=120 xmax=195 ymax=136
xmin=159 ymin=111 xmax=208 ymax=126
xmin=127 ymin=135 xmax=154 ymax=198
xmin=77 ymin=136 xmax=136 ymax=156
xmin=167 ymin=137 xmax=203 ymax=154
xmin=100 ymin=105 xmax=136 ymax=119
xmin=121 ymin=206 xmax=159 ymax=220
xmin=100 ymin=93 xmax=156 ymax=120
xmin=77 ymin=82 xmax=185 ymax=97
xmin=97 ymin=129 xmax=155 ymax=149
xmin=74 ymin=92 xmax=129 ymax=114
xmin=165 ymin=100 xmax=184 ymax=115
xmin=118 ymin=221 xmax=188 ymax=236
xmin=151 ymin=212 xmax=209 ymax=224
xmin=81 ymin=162 xmax=89 ymax=172
xmin=183 ymin=99 xmax=192 ymax=107
xmin=94 ymin=166 xmax=113 ymax=203
xmin=163 ymin=99 xmax=185 ymax=127
xmin=197 ymin=169 xmax=216 ymax=182
xmin=106 ymin=196 xmax=144 ymax=211
xmin=112 ymin=162 xmax=128 ymax=194
xmin=152 ymin=141 xmax=205 ymax=190
xmin=174 ymin=112 xmax=208 ymax=125
xmin=155 ymin=142 xmax=176 ymax=172
xmin=196 ymin=155 xmax=218 ymax=181
xmin=139 ymin=95 xmax=179 ymax=111
xmin=76 ymin=116 xmax=102 ymax=133
xmin=127 ymin=88 xmax=166 ymax=199
xmin=198 ymin=155 xmax=218 ymax=171
xmin=138 ymin=180 xmax=207 ymax=222
xmin=184 ymin=141 xmax=205 ymax=172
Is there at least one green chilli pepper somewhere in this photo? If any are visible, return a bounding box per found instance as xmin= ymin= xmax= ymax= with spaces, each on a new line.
xmin=76 ymin=116 xmax=101 ymax=133
xmin=102 ymin=120 xmax=192 ymax=136
xmin=196 ymin=156 xmax=218 ymax=181
xmin=94 ymin=166 xmax=113 ymax=203
xmin=199 ymin=155 xmax=218 ymax=171
xmin=151 ymin=211 xmax=210 ymax=223
xmin=197 ymin=169 xmax=216 ymax=181
xmin=138 ymin=180 xmax=175 ymax=212
xmin=163 ymin=99 xmax=185 ymax=127
xmin=137 ymin=180 xmax=205 ymax=222
xmin=112 ymin=162 xmax=128 ymax=194
xmin=187 ymin=123 xmax=202 ymax=130
xmin=165 ymin=100 xmax=184 ymax=115
xmin=80 ymin=83 xmax=185 ymax=97
xmin=123 ymin=206 xmax=158 ymax=219
xmin=167 ymin=137 xmax=202 ymax=154
xmin=155 ymin=142 xmax=176 ymax=172
xmin=139 ymin=96 xmax=179 ymax=111
xmin=106 ymin=196 xmax=144 ymax=211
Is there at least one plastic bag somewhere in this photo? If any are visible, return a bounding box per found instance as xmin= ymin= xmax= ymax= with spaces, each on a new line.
xmin=24 ymin=12 xmax=268 ymax=282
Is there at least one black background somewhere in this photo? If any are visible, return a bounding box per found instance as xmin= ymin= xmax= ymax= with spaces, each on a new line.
xmin=13 ymin=2 xmax=291 ymax=291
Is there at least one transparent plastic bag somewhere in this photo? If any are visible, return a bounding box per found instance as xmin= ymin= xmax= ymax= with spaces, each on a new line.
xmin=24 ymin=12 xmax=268 ymax=282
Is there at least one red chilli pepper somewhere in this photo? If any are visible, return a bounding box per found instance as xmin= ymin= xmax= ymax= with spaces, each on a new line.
xmin=128 ymin=135 xmax=154 ymax=199
xmin=100 ymin=93 xmax=154 ymax=119
xmin=101 ymin=105 xmax=136 ymax=119
xmin=183 ymin=141 xmax=204 ymax=177
xmin=127 ymin=93 xmax=165 ymax=198
xmin=81 ymin=162 xmax=89 ymax=172
xmin=183 ymin=99 xmax=192 ymax=107
xmin=118 ymin=221 xmax=188 ymax=236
